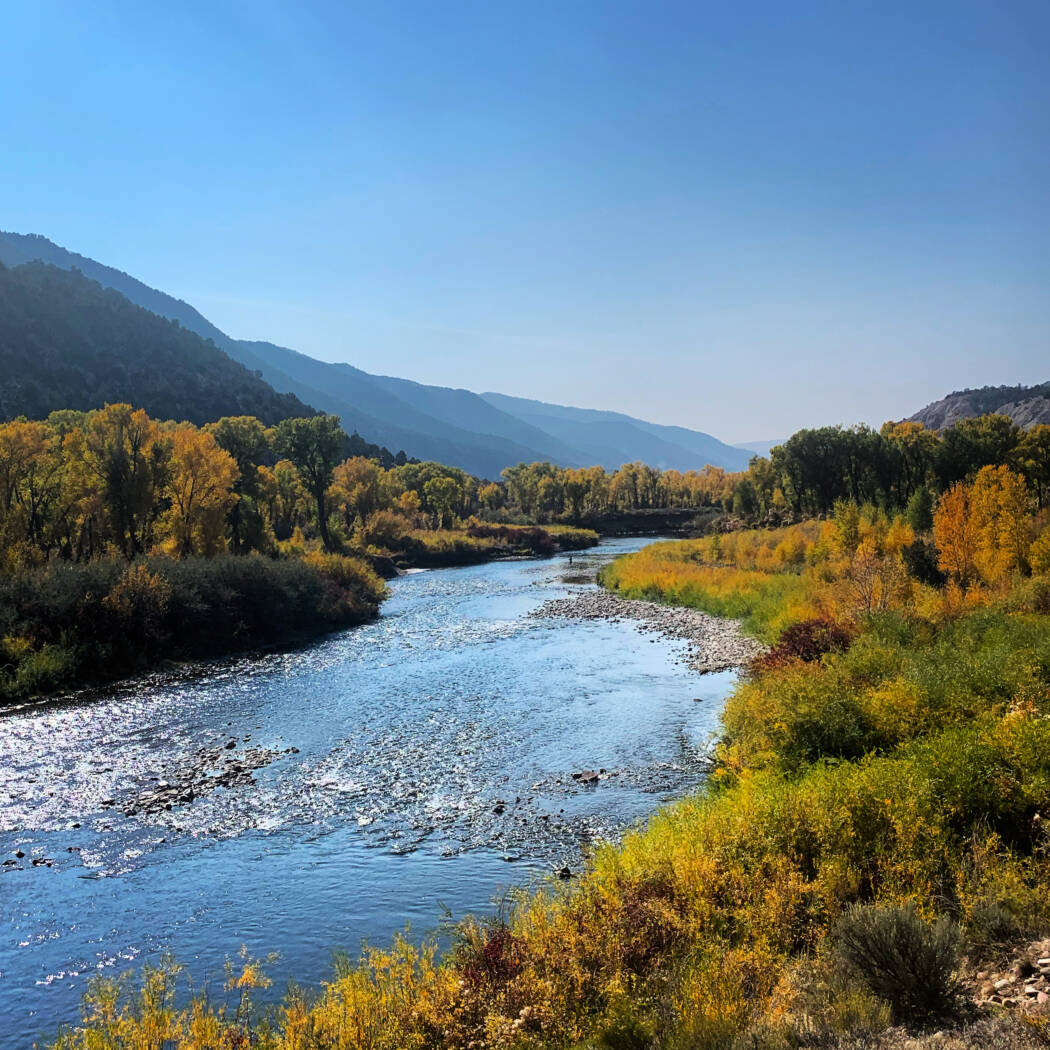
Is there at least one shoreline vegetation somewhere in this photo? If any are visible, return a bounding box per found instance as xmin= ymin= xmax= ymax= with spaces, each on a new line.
xmin=43 ymin=454 xmax=1050 ymax=1047
xmin=0 ymin=526 xmax=600 ymax=706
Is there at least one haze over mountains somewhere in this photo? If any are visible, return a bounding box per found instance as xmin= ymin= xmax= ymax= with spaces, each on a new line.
xmin=0 ymin=231 xmax=752 ymax=478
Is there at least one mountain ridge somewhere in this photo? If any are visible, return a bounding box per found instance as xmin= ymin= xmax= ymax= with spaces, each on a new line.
xmin=0 ymin=259 xmax=317 ymax=427
xmin=908 ymin=382 xmax=1050 ymax=430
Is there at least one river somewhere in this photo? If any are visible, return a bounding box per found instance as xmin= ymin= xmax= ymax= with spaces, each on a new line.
xmin=0 ymin=537 xmax=736 ymax=1044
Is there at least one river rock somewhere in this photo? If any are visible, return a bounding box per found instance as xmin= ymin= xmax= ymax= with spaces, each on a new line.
xmin=117 ymin=742 xmax=283 ymax=819
xmin=529 ymin=591 xmax=764 ymax=673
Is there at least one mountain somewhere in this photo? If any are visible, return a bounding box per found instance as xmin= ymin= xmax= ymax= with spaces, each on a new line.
xmin=0 ymin=231 xmax=752 ymax=476
xmin=0 ymin=260 xmax=314 ymax=426
xmin=480 ymin=392 xmax=752 ymax=471
xmin=733 ymin=439 xmax=782 ymax=459
xmin=908 ymin=383 xmax=1050 ymax=430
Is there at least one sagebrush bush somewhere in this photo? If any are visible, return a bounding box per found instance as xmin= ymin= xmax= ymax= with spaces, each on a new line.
xmin=833 ymin=903 xmax=962 ymax=1026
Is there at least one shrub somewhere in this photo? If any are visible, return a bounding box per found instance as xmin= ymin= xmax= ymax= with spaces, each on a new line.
xmin=0 ymin=553 xmax=385 ymax=704
xmin=596 ymin=1005 xmax=656 ymax=1050
xmin=354 ymin=508 xmax=410 ymax=551
xmin=750 ymin=617 xmax=853 ymax=674
xmin=465 ymin=522 xmax=555 ymax=555
xmin=1031 ymin=580 xmax=1050 ymax=615
xmin=832 ymin=903 xmax=962 ymax=1025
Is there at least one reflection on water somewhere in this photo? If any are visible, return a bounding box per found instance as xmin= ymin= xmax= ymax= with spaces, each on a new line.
xmin=0 ymin=538 xmax=735 ymax=1045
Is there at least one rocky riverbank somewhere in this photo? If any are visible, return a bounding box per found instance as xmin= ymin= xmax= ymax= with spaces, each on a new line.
xmin=529 ymin=590 xmax=763 ymax=673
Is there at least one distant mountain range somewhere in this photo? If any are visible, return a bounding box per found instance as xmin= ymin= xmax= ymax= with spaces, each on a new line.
xmin=731 ymin=439 xmax=781 ymax=459
xmin=0 ymin=231 xmax=752 ymax=477
xmin=908 ymin=382 xmax=1050 ymax=431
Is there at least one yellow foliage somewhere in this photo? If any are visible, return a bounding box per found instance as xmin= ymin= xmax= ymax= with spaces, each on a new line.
xmin=43 ymin=512 xmax=1050 ymax=1050
xmin=162 ymin=425 xmax=239 ymax=556
xmin=1033 ymin=528 xmax=1050 ymax=577
xmin=935 ymin=468 xmax=1034 ymax=589
xmin=933 ymin=483 xmax=978 ymax=585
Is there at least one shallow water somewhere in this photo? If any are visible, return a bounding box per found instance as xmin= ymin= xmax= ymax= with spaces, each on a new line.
xmin=0 ymin=538 xmax=736 ymax=1044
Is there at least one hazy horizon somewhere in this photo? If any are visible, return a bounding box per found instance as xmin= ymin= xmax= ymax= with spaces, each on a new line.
xmin=4 ymin=2 xmax=1047 ymax=443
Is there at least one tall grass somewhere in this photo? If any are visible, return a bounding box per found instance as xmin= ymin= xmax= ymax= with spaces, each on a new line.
xmin=600 ymin=539 xmax=813 ymax=640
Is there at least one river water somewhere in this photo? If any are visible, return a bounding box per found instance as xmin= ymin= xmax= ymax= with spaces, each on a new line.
xmin=0 ymin=537 xmax=736 ymax=1044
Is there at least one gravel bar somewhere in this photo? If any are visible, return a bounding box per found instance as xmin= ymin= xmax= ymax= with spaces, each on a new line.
xmin=530 ymin=590 xmax=764 ymax=673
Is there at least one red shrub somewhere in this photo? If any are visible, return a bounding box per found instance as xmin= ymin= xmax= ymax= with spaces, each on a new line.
xmin=751 ymin=617 xmax=853 ymax=675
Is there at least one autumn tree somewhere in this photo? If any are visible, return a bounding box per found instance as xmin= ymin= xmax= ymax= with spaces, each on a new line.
xmin=478 ymin=482 xmax=505 ymax=513
xmin=206 ymin=416 xmax=271 ymax=552
xmin=933 ymin=483 xmax=979 ymax=586
xmin=561 ymin=469 xmax=591 ymax=521
xmin=163 ymin=426 xmax=239 ymax=556
xmin=881 ymin=421 xmax=938 ymax=502
xmin=79 ymin=404 xmax=169 ymax=559
xmin=970 ymin=465 xmax=1032 ymax=583
xmin=329 ymin=457 xmax=386 ymax=534
xmin=423 ymin=475 xmax=462 ymax=529
xmin=0 ymin=420 xmax=73 ymax=564
xmin=258 ymin=459 xmax=308 ymax=541
xmin=396 ymin=489 xmax=422 ymax=525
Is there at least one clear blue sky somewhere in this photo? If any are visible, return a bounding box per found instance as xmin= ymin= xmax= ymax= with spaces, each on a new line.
xmin=3 ymin=1 xmax=1047 ymax=442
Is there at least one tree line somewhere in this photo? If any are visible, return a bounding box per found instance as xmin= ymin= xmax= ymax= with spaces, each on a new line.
xmin=4 ymin=404 xmax=1047 ymax=572
xmin=0 ymin=407 xmax=451 ymax=567
xmin=0 ymin=406 xmax=748 ymax=569
xmin=731 ymin=416 xmax=1050 ymax=520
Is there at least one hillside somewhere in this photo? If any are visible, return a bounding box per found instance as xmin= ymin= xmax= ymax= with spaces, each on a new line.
xmin=733 ymin=438 xmax=781 ymax=459
xmin=0 ymin=261 xmax=314 ymax=426
xmin=908 ymin=381 xmax=1050 ymax=430
xmin=0 ymin=231 xmax=751 ymax=477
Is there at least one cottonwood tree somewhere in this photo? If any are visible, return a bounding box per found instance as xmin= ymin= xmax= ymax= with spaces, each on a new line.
xmin=206 ymin=415 xmax=270 ymax=552
xmin=164 ymin=426 xmax=238 ymax=556
xmin=423 ymin=475 xmax=461 ymax=529
xmin=273 ymin=415 xmax=345 ymax=551
xmin=970 ymin=465 xmax=1032 ymax=582
xmin=933 ymin=483 xmax=979 ymax=586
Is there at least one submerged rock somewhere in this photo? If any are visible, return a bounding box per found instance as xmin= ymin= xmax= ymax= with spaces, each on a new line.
xmin=117 ymin=742 xmax=285 ymax=820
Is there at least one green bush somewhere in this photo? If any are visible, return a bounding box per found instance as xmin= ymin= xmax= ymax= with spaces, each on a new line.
xmin=833 ymin=903 xmax=961 ymax=1026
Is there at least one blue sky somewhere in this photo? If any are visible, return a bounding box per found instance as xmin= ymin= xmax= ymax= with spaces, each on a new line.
xmin=3 ymin=1 xmax=1047 ymax=442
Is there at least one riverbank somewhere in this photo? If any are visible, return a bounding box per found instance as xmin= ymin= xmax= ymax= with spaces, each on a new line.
xmin=389 ymin=522 xmax=599 ymax=569
xmin=0 ymin=552 xmax=385 ymax=706
xmin=0 ymin=525 xmax=601 ymax=707
xmin=529 ymin=589 xmax=763 ymax=672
